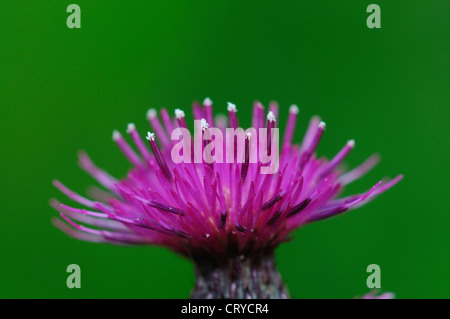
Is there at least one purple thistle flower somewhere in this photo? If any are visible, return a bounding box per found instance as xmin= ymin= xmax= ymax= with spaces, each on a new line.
xmin=51 ymin=99 xmax=402 ymax=298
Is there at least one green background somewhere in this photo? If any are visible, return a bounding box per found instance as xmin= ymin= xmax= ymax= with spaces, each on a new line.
xmin=0 ymin=1 xmax=448 ymax=298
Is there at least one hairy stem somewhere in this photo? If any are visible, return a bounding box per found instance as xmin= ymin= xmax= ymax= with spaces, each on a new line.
xmin=190 ymin=252 xmax=289 ymax=299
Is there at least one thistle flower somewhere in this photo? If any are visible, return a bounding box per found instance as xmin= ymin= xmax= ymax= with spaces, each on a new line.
xmin=51 ymin=99 xmax=402 ymax=298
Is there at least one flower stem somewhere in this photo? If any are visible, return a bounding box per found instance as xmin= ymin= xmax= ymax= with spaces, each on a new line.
xmin=191 ymin=251 xmax=289 ymax=299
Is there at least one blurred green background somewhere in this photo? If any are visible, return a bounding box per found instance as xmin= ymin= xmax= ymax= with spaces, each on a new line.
xmin=0 ymin=1 xmax=448 ymax=298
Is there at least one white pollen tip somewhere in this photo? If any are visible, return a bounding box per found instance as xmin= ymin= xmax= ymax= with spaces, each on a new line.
xmin=289 ymin=104 xmax=299 ymax=114
xmin=126 ymin=123 xmax=136 ymax=133
xmin=201 ymin=118 xmax=209 ymax=131
xmin=203 ymin=97 xmax=212 ymax=106
xmin=175 ymin=108 xmax=185 ymax=119
xmin=146 ymin=108 xmax=157 ymax=120
xmin=112 ymin=130 xmax=121 ymax=141
xmin=227 ymin=102 xmax=237 ymax=112
xmin=146 ymin=132 xmax=155 ymax=141
xmin=267 ymin=111 xmax=276 ymax=122
xmin=318 ymin=121 xmax=326 ymax=130
xmin=347 ymin=139 xmax=355 ymax=148
xmin=245 ymin=132 xmax=252 ymax=139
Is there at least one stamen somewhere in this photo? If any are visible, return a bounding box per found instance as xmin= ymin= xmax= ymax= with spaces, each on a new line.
xmin=201 ymin=118 xmax=209 ymax=131
xmin=175 ymin=108 xmax=187 ymax=129
xmin=112 ymin=130 xmax=143 ymax=168
xmin=53 ymin=180 xmax=97 ymax=209
xmin=320 ymin=139 xmax=355 ymax=177
xmin=252 ymin=101 xmax=265 ymax=130
xmin=203 ymin=97 xmax=214 ymax=125
xmin=299 ymin=121 xmax=326 ymax=170
xmin=310 ymin=181 xmax=383 ymax=222
xmin=319 ymin=121 xmax=326 ymax=129
xmin=268 ymin=101 xmax=279 ymax=119
xmin=192 ymin=101 xmax=204 ymax=120
xmin=52 ymin=217 xmax=106 ymax=243
xmin=227 ymin=102 xmax=237 ymax=112
xmin=261 ymin=194 xmax=283 ymax=210
xmin=299 ymin=116 xmax=321 ymax=153
xmin=60 ymin=213 xmax=150 ymax=244
xmin=203 ymin=97 xmax=212 ymax=106
xmin=201 ymin=119 xmax=214 ymax=170
xmin=160 ymin=108 xmax=174 ymax=136
xmin=289 ymin=104 xmax=299 ymax=114
xmin=112 ymin=129 xmax=121 ymax=141
xmin=267 ymin=111 xmax=276 ymax=156
xmin=126 ymin=123 xmax=135 ymax=133
xmin=370 ymin=174 xmax=404 ymax=198
xmin=227 ymin=102 xmax=238 ymax=129
xmin=175 ymin=108 xmax=185 ymax=119
xmin=267 ymin=110 xmax=276 ymax=122
xmin=286 ymin=198 xmax=311 ymax=217
xmin=60 ymin=213 xmax=102 ymax=235
xmin=126 ymin=123 xmax=153 ymax=165
xmin=338 ymin=154 xmax=380 ymax=185
xmin=146 ymin=132 xmax=172 ymax=181
xmin=282 ymin=105 xmax=299 ymax=149
xmin=146 ymin=132 xmax=155 ymax=141
xmin=78 ymin=151 xmax=117 ymax=191
xmin=59 ymin=203 xmax=108 ymax=219
xmin=149 ymin=200 xmax=185 ymax=216
xmin=146 ymin=109 xmax=169 ymax=146
xmin=146 ymin=108 xmax=157 ymax=119
xmin=241 ymin=133 xmax=251 ymax=182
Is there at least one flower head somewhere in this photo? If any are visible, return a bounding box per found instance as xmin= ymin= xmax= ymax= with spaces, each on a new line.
xmin=52 ymin=99 xmax=402 ymax=259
